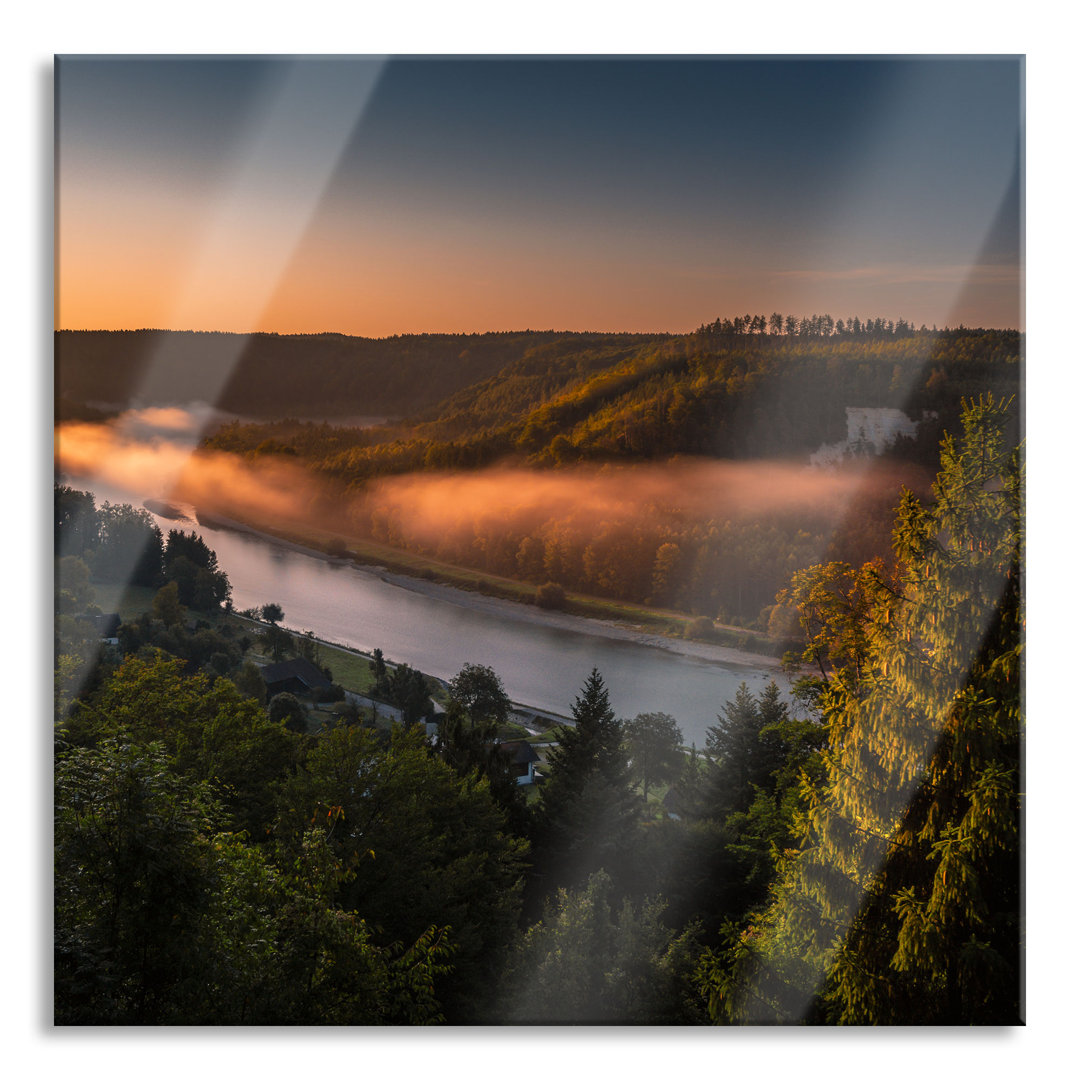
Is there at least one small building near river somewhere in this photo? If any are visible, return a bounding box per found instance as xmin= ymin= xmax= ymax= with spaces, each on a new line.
xmin=260 ymin=657 xmax=333 ymax=698
xmin=496 ymin=739 xmax=541 ymax=785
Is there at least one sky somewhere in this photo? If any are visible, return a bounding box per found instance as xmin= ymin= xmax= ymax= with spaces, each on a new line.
xmin=55 ymin=55 xmax=1023 ymax=336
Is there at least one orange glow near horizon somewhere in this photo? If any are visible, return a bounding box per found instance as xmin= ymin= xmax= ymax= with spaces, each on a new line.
xmin=57 ymin=205 xmax=744 ymax=337
xmin=56 ymin=144 xmax=1021 ymax=338
xmin=56 ymin=181 xmax=1023 ymax=336
xmin=57 ymin=225 xmax=1020 ymax=338
xmin=56 ymin=57 xmax=1022 ymax=337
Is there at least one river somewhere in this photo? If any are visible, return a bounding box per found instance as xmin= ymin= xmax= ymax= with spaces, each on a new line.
xmin=74 ymin=477 xmax=789 ymax=748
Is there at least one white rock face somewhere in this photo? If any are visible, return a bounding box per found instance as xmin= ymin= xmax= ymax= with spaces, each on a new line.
xmin=810 ymin=407 xmax=922 ymax=467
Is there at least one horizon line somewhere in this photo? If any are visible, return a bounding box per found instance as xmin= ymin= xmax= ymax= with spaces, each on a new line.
xmin=54 ymin=320 xmax=1025 ymax=339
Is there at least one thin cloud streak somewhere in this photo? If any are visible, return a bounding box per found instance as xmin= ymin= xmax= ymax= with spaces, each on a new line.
xmin=774 ymin=263 xmax=1020 ymax=287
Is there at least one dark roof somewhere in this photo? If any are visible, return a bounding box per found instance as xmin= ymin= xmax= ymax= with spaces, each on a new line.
xmin=259 ymin=657 xmax=332 ymax=690
xmin=496 ymin=740 xmax=540 ymax=765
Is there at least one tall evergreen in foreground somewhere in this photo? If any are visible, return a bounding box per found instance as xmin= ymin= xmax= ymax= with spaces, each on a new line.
xmin=700 ymin=396 xmax=1023 ymax=1024
xmin=530 ymin=669 xmax=639 ymax=900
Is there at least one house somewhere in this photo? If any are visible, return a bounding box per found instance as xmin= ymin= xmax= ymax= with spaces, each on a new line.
xmin=259 ymin=657 xmax=333 ymax=697
xmin=809 ymin=406 xmax=933 ymax=468
xmin=496 ymin=739 xmax=541 ymax=785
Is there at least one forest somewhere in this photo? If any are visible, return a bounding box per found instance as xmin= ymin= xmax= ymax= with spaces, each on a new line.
xmin=177 ymin=320 xmax=1019 ymax=629
xmin=54 ymin=328 xmax=663 ymax=421
xmin=53 ymin=395 xmax=1023 ymax=1024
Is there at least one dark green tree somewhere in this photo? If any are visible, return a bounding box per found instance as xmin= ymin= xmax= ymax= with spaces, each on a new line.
xmin=275 ymin=723 xmax=528 ymax=1023
xmin=624 ymin=711 xmax=683 ymax=802
xmin=55 ymin=737 xmax=452 ymax=1024
xmin=703 ymin=680 xmax=793 ymax=820
xmin=506 ymin=870 xmax=706 ymax=1024
xmin=438 ymin=663 xmax=521 ymax=821
xmin=164 ymin=530 xmax=231 ymax=611
xmin=369 ymin=647 xmax=388 ymax=689
xmin=531 ymin=669 xmax=638 ymax=898
xmin=385 ymin=663 xmax=431 ymax=724
xmin=55 ymin=485 xmax=98 ymax=558
xmin=61 ymin=653 xmax=298 ymax=839
xmin=261 ymin=602 xmax=284 ymax=625
xmin=268 ymin=691 xmax=308 ymax=734
xmin=264 ymin=623 xmax=291 ymax=662
xmin=448 ymin=662 xmax=512 ymax=730
xmin=151 ymin=580 xmax=185 ymax=627
xmin=54 ymin=738 xmax=224 ymax=1024
xmin=700 ymin=396 xmax=1023 ymax=1024
xmin=91 ymin=502 xmax=164 ymax=587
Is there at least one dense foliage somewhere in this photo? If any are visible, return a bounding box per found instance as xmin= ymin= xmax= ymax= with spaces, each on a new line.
xmin=55 ymin=488 xmax=231 ymax=610
xmin=54 ymin=392 xmax=1023 ymax=1025
xmin=185 ymin=323 xmax=1018 ymax=627
xmin=55 ymin=662 xmax=454 ymax=1024
xmin=697 ymin=396 xmax=1023 ymax=1023
xmin=199 ymin=325 xmax=1019 ymax=474
xmin=56 ymin=328 xmax=663 ymax=419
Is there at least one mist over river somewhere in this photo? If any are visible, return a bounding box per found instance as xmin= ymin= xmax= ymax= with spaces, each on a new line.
xmin=75 ymin=477 xmax=790 ymax=748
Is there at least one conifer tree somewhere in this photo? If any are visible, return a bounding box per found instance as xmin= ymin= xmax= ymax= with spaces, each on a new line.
xmin=703 ymin=680 xmax=797 ymax=821
xmin=531 ymin=669 xmax=638 ymax=896
xmin=701 ymin=396 xmax=1023 ymax=1024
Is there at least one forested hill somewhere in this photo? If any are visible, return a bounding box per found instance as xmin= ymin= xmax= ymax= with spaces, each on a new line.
xmin=200 ymin=324 xmax=1021 ymax=480
xmin=54 ymin=328 xmax=668 ymax=420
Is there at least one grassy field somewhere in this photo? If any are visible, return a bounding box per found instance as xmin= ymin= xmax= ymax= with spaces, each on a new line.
xmin=309 ymin=642 xmax=377 ymax=695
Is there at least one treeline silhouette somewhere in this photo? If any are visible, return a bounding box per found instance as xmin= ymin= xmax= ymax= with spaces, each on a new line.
xmin=695 ymin=311 xmax=940 ymax=339
xmin=55 ymin=328 xmax=668 ymax=420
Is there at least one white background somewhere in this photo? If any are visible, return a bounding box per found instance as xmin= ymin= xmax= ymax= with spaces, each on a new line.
xmin=10 ymin=2 xmax=1070 ymax=1075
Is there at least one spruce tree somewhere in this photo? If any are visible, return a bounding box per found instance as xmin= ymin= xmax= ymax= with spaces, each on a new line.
xmin=531 ymin=669 xmax=638 ymax=897
xmin=704 ymin=681 xmax=795 ymax=820
xmin=703 ymin=396 xmax=1023 ymax=1024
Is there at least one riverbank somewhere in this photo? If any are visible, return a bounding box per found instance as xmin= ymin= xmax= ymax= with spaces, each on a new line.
xmin=377 ymin=566 xmax=787 ymax=672
xmin=196 ymin=508 xmax=789 ymax=674
xmin=75 ymin=477 xmax=798 ymax=742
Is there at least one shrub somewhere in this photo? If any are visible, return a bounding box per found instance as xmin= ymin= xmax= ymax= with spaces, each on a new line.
xmin=766 ymin=602 xmax=800 ymax=641
xmin=268 ymin=692 xmax=307 ymax=734
xmin=685 ymin=615 xmax=715 ymax=641
xmin=316 ymin=683 xmax=346 ymax=704
xmin=209 ymin=651 xmax=233 ymax=676
xmin=536 ymin=582 xmax=567 ymax=610
xmin=330 ymin=700 xmax=361 ymax=724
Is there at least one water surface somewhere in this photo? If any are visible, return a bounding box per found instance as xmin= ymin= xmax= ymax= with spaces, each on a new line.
xmin=79 ymin=478 xmax=788 ymax=747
